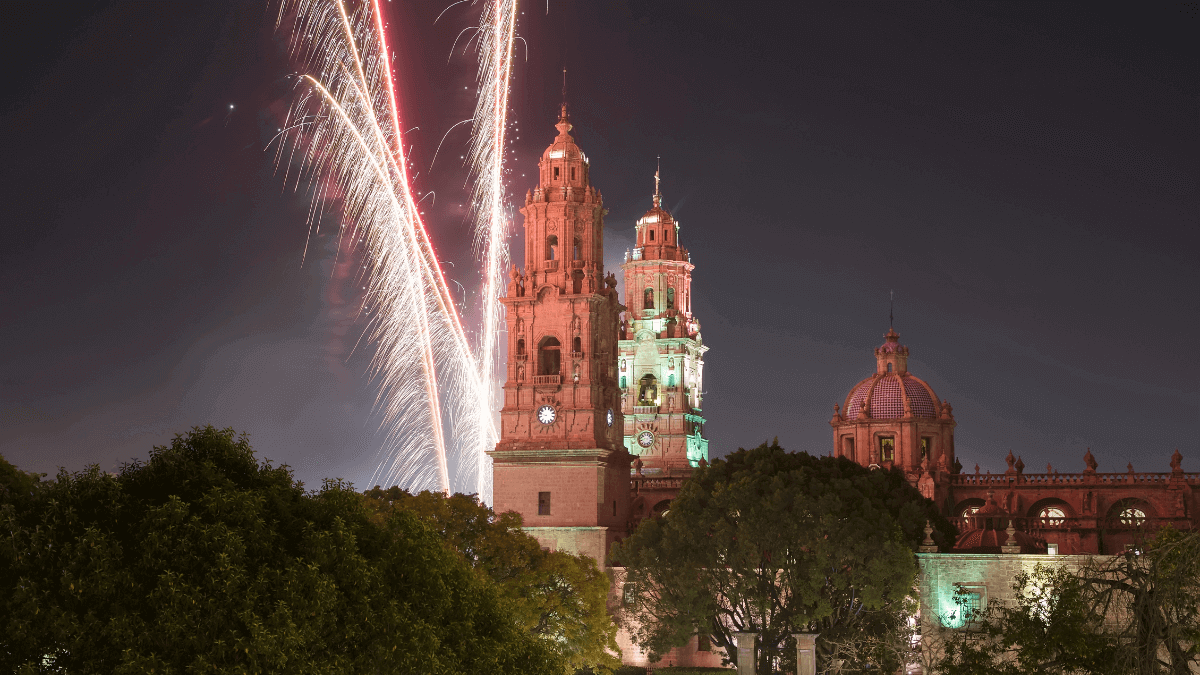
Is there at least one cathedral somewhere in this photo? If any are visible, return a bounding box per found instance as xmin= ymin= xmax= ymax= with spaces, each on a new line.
xmin=489 ymin=103 xmax=1196 ymax=669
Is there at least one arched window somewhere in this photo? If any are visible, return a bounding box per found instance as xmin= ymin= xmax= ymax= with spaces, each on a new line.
xmin=573 ymin=237 xmax=581 ymax=260
xmin=538 ymin=337 xmax=561 ymax=376
xmin=644 ymin=288 xmax=654 ymax=310
xmin=648 ymin=230 xmax=654 ymax=241
xmin=667 ymin=288 xmax=675 ymax=308
xmin=638 ymin=374 xmax=658 ymax=406
xmin=516 ymin=339 xmax=526 ymax=357
xmin=668 ymin=373 xmax=676 ymax=387
xmin=620 ymin=375 xmax=627 ymax=389
xmin=887 ymin=362 xmax=893 ymax=372
xmin=1119 ymin=507 xmax=1146 ymax=527
xmin=1039 ymin=507 xmax=1066 ymax=525
xmin=572 ymin=336 xmax=581 ymax=354
xmin=546 ymin=234 xmax=558 ymax=260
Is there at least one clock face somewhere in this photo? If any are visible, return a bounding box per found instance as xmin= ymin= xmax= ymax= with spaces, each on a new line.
xmin=637 ymin=430 xmax=655 ymax=448
xmin=606 ymin=408 xmax=614 ymax=427
xmin=537 ymin=405 xmax=556 ymax=425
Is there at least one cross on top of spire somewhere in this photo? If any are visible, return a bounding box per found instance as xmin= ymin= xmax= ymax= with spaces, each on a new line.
xmin=653 ymin=156 xmax=662 ymax=207
xmin=555 ymin=67 xmax=572 ymax=136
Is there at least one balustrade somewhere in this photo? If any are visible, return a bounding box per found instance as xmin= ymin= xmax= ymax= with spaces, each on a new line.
xmin=531 ymin=375 xmax=561 ymax=386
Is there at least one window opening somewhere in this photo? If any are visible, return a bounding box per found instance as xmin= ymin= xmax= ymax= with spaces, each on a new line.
xmin=612 ymin=500 xmax=617 ymax=516
xmin=1039 ymin=506 xmax=1066 ymax=525
xmin=648 ymin=229 xmax=654 ymax=241
xmin=844 ymin=437 xmax=855 ymax=461
xmin=638 ymin=374 xmax=659 ymax=406
xmin=573 ymin=238 xmax=581 ymax=260
xmin=920 ymin=437 xmax=931 ymax=458
xmin=572 ymin=270 xmax=583 ymax=294
xmin=570 ymin=166 xmax=576 ymax=181
xmin=697 ymin=633 xmax=711 ymax=652
xmin=880 ymin=437 xmax=895 ymax=462
xmin=538 ymin=337 xmax=561 ymax=376
xmin=553 ymin=166 xmax=560 ymax=180
xmin=668 ymin=373 xmax=676 ymax=387
xmin=620 ymin=376 xmax=627 ymax=389
xmin=667 ymin=287 xmax=675 ymax=308
xmin=538 ymin=492 xmax=551 ymax=516
xmin=1119 ymin=507 xmax=1147 ymax=526
xmin=644 ymin=288 xmax=655 ymax=310
xmin=887 ymin=362 xmax=893 ymax=372
xmin=572 ymin=336 xmax=581 ymax=353
xmin=546 ymin=234 xmax=558 ymax=260
xmin=516 ymin=339 xmax=526 ymax=357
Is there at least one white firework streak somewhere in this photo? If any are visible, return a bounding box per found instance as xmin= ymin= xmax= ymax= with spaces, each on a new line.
xmin=274 ymin=0 xmax=505 ymax=497
xmin=465 ymin=0 xmax=518 ymax=503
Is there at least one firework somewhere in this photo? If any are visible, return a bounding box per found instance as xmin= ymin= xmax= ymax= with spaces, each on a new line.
xmin=274 ymin=0 xmax=512 ymax=498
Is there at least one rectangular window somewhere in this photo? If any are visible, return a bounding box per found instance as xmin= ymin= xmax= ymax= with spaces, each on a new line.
xmin=538 ymin=491 xmax=551 ymax=516
xmin=921 ymin=437 xmax=931 ymax=458
xmin=553 ymin=166 xmax=560 ymax=179
xmin=570 ymin=166 xmax=576 ymax=180
xmin=880 ymin=437 xmax=895 ymax=462
xmin=947 ymin=584 xmax=987 ymax=629
xmin=623 ymin=583 xmax=636 ymax=606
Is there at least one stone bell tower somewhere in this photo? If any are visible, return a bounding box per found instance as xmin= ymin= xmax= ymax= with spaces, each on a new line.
xmin=618 ymin=164 xmax=709 ymax=473
xmin=489 ymin=103 xmax=630 ymax=562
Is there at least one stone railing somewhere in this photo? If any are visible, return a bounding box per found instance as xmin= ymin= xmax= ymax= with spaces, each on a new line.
xmin=632 ymin=475 xmax=687 ymax=492
xmin=543 ymin=260 xmax=559 ymax=272
xmin=632 ymin=405 xmax=659 ymax=415
xmin=531 ymin=375 xmax=560 ymax=386
xmin=949 ymin=472 xmax=1200 ymax=488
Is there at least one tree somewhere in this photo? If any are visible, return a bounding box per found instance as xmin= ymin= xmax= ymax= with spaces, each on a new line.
xmin=936 ymin=528 xmax=1200 ymax=675
xmin=363 ymin=486 xmax=622 ymax=673
xmin=0 ymin=426 xmax=562 ymax=675
xmin=613 ymin=440 xmax=954 ymax=673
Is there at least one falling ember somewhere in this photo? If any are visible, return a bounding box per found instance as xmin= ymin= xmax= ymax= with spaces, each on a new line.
xmin=273 ymin=0 xmax=509 ymax=498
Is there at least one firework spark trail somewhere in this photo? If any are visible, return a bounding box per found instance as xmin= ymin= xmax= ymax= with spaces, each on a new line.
xmin=275 ymin=0 xmax=502 ymax=496
xmin=465 ymin=0 xmax=518 ymax=501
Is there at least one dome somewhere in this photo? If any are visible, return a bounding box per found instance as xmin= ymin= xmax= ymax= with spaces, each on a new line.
xmin=842 ymin=329 xmax=941 ymax=420
xmin=540 ymin=104 xmax=588 ymax=164
xmin=844 ymin=374 xmax=940 ymax=419
xmin=953 ymin=526 xmax=1046 ymax=554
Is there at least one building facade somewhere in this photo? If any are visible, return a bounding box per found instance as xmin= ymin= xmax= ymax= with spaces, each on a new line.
xmin=832 ymin=329 xmax=1198 ymax=555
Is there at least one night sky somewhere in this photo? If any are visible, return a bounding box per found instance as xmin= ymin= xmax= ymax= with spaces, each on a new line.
xmin=2 ymin=1 xmax=1196 ymax=491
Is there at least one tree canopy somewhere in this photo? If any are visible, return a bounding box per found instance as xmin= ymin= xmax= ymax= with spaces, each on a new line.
xmin=613 ymin=440 xmax=953 ymax=673
xmin=0 ymin=426 xmax=562 ymax=675
xmin=363 ymin=485 xmax=621 ymax=673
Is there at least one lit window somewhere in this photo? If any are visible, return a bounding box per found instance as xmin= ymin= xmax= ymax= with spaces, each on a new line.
xmin=880 ymin=437 xmax=895 ymax=462
xmin=1120 ymin=507 xmax=1146 ymax=526
xmin=1039 ymin=507 xmax=1066 ymax=525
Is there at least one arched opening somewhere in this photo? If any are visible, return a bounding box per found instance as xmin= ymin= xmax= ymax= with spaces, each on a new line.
xmin=538 ymin=337 xmax=561 ymax=376
xmin=887 ymin=362 xmax=893 ymax=372
xmin=573 ymin=237 xmax=581 ymax=260
xmin=667 ymin=287 xmax=675 ymax=308
xmin=572 ymin=336 xmax=581 ymax=354
xmin=620 ymin=375 xmax=627 ymax=389
xmin=1108 ymin=499 xmax=1154 ymax=528
xmin=652 ymin=499 xmax=672 ymax=518
xmin=643 ymin=288 xmax=654 ymax=310
xmin=955 ymin=498 xmax=987 ymax=519
xmin=516 ymin=339 xmax=526 ymax=358
xmin=1028 ymin=499 xmax=1073 ymax=526
xmin=668 ymin=373 xmax=676 ymax=387
xmin=545 ymin=234 xmax=558 ymax=260
xmin=638 ymin=374 xmax=658 ymax=406
xmin=572 ymin=269 xmax=584 ymax=294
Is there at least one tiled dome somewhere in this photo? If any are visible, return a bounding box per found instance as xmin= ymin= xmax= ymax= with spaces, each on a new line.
xmin=844 ymin=374 xmax=939 ymax=419
xmin=842 ymin=329 xmax=941 ymax=420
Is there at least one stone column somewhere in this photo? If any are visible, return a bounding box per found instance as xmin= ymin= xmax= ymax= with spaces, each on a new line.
xmin=732 ymin=632 xmax=757 ymax=675
xmin=793 ymin=633 xmax=817 ymax=675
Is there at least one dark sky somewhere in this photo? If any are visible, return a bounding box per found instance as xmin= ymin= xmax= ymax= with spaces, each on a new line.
xmin=2 ymin=1 xmax=1196 ymax=490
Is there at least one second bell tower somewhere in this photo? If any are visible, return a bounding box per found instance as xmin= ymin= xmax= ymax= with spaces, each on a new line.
xmin=489 ymin=104 xmax=630 ymax=561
